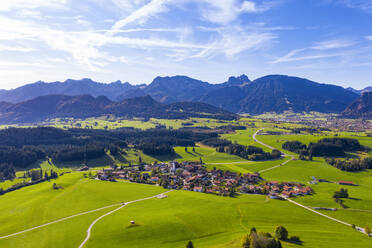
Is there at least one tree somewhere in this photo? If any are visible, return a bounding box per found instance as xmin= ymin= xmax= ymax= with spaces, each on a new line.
xmin=308 ymin=149 xmax=313 ymax=161
xmin=199 ymin=157 xmax=203 ymax=164
xmin=30 ymin=170 xmax=42 ymax=181
xmin=192 ymin=147 xmax=195 ymax=152
xmin=274 ymin=226 xmax=288 ymax=240
xmin=241 ymin=234 xmax=250 ymax=248
xmin=334 ymin=188 xmax=348 ymax=198
xmin=185 ymin=147 xmax=188 ymax=152
xmin=186 ymin=241 xmax=194 ymax=248
xmin=138 ymin=156 xmax=142 ymax=165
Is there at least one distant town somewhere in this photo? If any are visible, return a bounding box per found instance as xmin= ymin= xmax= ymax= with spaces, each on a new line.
xmin=95 ymin=161 xmax=313 ymax=199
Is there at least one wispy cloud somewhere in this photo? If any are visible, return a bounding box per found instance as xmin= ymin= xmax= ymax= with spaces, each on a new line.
xmin=0 ymin=1 xmax=282 ymax=75
xmin=111 ymin=0 xmax=278 ymax=33
xmin=0 ymin=43 xmax=35 ymax=52
xmin=333 ymin=0 xmax=372 ymax=12
xmin=111 ymin=0 xmax=171 ymax=33
xmin=311 ymin=39 xmax=355 ymax=50
xmin=0 ymin=0 xmax=67 ymax=12
xmin=271 ymin=39 xmax=357 ymax=63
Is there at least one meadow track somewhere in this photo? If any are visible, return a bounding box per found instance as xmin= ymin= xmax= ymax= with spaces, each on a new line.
xmin=0 ymin=190 xmax=173 ymax=242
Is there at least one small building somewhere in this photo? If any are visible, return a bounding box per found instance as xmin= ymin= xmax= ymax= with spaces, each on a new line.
xmin=193 ymin=186 xmax=203 ymax=192
xmin=269 ymin=193 xmax=279 ymax=199
xmin=79 ymin=166 xmax=89 ymax=171
xmin=338 ymin=181 xmax=354 ymax=186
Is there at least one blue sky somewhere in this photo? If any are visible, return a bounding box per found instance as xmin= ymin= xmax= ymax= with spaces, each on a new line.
xmin=0 ymin=0 xmax=372 ymax=89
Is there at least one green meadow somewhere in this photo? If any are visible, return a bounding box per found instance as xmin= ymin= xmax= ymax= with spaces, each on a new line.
xmin=0 ymin=173 xmax=371 ymax=248
xmin=0 ymin=116 xmax=371 ymax=247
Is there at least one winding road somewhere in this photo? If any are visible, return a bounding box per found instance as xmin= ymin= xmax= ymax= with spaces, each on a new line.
xmin=252 ymin=129 xmax=295 ymax=173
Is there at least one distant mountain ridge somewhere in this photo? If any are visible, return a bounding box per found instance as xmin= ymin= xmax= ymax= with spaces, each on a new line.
xmin=0 ymin=78 xmax=137 ymax=103
xmin=0 ymin=74 xmax=360 ymax=114
xmin=200 ymin=75 xmax=358 ymax=114
xmin=0 ymin=95 xmax=237 ymax=124
xmin=346 ymin=86 xmax=372 ymax=95
xmin=342 ymin=92 xmax=372 ymax=119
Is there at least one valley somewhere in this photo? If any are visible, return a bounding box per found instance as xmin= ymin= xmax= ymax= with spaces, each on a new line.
xmin=0 ymin=115 xmax=371 ymax=248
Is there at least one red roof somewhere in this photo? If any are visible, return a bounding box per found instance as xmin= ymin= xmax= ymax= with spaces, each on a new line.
xmin=338 ymin=181 xmax=353 ymax=185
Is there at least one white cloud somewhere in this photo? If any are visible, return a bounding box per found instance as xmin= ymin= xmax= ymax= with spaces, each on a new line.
xmin=311 ymin=39 xmax=355 ymax=50
xmin=366 ymin=36 xmax=372 ymax=41
xmin=0 ymin=0 xmax=68 ymax=12
xmin=110 ymin=0 xmax=277 ymax=33
xmin=0 ymin=43 xmax=35 ymax=52
xmin=170 ymin=25 xmax=276 ymax=60
xmin=75 ymin=16 xmax=90 ymax=26
xmin=272 ymin=52 xmax=344 ymax=63
xmin=272 ymin=39 xmax=357 ymax=63
xmin=199 ymin=0 xmax=275 ymax=24
xmin=332 ymin=0 xmax=372 ymax=12
xmin=111 ymin=0 xmax=171 ymax=32
xmin=0 ymin=0 xmax=280 ymax=72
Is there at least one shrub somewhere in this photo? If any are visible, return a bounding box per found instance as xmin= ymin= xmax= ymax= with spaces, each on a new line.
xmin=274 ymin=226 xmax=288 ymax=240
xmin=289 ymin=236 xmax=301 ymax=242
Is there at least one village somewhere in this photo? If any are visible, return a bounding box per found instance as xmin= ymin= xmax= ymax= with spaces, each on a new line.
xmin=95 ymin=161 xmax=313 ymax=199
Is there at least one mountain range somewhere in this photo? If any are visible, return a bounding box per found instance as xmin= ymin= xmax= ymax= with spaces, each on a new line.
xmin=342 ymin=92 xmax=372 ymax=119
xmin=0 ymin=95 xmax=237 ymax=124
xmin=0 ymin=74 xmax=364 ymax=115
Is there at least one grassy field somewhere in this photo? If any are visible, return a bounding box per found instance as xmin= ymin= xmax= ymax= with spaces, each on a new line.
xmin=1 ymin=116 xmax=371 ymax=247
xmin=0 ymin=173 xmax=371 ymax=248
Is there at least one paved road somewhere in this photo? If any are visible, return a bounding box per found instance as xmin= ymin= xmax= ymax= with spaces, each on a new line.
xmin=285 ymin=198 xmax=368 ymax=235
xmin=252 ymin=129 xmax=295 ymax=173
xmin=78 ymin=190 xmax=173 ymax=248
xmin=253 ymin=129 xmax=369 ymax=236
xmin=0 ymin=191 xmax=172 ymax=242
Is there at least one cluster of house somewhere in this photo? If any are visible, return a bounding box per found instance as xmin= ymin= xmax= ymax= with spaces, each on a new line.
xmin=96 ymin=161 xmax=312 ymax=198
xmin=264 ymin=181 xmax=312 ymax=199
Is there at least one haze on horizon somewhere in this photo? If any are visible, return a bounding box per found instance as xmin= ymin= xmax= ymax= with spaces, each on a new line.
xmin=0 ymin=0 xmax=372 ymax=90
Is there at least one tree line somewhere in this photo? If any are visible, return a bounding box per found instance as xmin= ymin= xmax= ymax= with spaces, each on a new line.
xmin=202 ymin=138 xmax=282 ymax=161
xmin=326 ymin=157 xmax=372 ymax=172
xmin=282 ymin=138 xmax=365 ymax=158
xmin=0 ymin=127 xmax=218 ymax=168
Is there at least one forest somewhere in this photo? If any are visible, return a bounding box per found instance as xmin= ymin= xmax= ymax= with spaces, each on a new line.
xmin=0 ymin=127 xmax=217 ymax=174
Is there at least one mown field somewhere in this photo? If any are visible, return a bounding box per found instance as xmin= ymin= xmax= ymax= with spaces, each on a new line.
xmin=0 ymin=173 xmax=371 ymax=248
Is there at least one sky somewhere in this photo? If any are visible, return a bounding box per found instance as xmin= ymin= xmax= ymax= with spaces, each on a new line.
xmin=0 ymin=0 xmax=372 ymax=90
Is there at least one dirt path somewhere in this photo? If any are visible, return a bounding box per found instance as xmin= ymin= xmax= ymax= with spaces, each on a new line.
xmin=78 ymin=190 xmax=173 ymax=248
xmin=0 ymin=191 xmax=173 ymax=242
